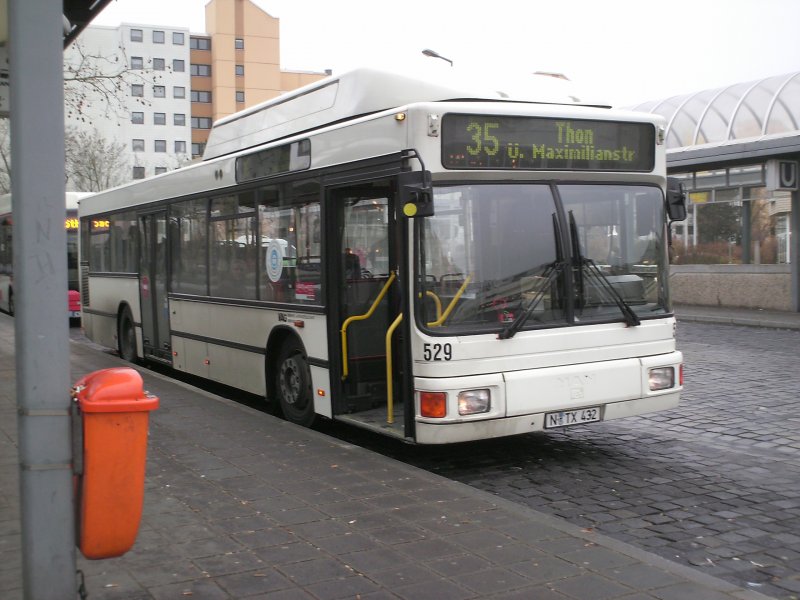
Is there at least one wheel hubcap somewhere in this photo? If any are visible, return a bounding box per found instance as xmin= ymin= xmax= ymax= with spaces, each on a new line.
xmin=280 ymin=357 xmax=303 ymax=407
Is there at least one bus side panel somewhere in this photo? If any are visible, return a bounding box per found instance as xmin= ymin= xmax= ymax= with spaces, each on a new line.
xmin=170 ymin=299 xmax=330 ymax=406
xmin=170 ymin=299 xmax=210 ymax=379
xmin=84 ymin=275 xmax=141 ymax=354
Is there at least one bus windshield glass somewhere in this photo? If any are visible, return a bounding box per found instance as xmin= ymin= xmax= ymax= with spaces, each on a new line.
xmin=416 ymin=183 xmax=669 ymax=335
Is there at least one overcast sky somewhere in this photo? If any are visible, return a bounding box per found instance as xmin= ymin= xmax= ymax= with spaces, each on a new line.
xmin=92 ymin=0 xmax=800 ymax=107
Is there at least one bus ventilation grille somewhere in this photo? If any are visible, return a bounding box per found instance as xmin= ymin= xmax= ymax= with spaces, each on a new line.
xmin=81 ymin=266 xmax=90 ymax=307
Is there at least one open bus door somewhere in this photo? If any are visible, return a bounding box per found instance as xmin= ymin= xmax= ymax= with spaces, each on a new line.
xmin=328 ymin=178 xmax=409 ymax=438
xmin=138 ymin=211 xmax=172 ymax=363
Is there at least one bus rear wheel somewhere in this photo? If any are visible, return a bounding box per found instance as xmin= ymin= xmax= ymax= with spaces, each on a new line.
xmin=276 ymin=339 xmax=315 ymax=427
xmin=118 ymin=307 xmax=138 ymax=363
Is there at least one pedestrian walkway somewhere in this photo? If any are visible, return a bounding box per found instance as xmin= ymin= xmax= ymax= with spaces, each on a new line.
xmin=0 ymin=312 xmax=779 ymax=600
xmin=675 ymin=304 xmax=800 ymax=330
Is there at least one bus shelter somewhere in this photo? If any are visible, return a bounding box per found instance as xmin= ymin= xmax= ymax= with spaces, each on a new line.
xmin=629 ymin=73 xmax=800 ymax=312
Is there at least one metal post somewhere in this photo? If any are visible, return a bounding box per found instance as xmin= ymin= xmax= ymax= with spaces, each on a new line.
xmin=791 ymin=186 xmax=800 ymax=312
xmin=741 ymin=200 xmax=752 ymax=264
xmin=10 ymin=0 xmax=77 ymax=598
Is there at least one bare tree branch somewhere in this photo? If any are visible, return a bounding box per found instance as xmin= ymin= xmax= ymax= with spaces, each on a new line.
xmin=63 ymin=40 xmax=162 ymax=122
xmin=64 ymin=127 xmax=128 ymax=192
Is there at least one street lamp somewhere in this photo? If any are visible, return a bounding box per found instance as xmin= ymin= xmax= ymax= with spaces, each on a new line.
xmin=422 ymin=48 xmax=453 ymax=66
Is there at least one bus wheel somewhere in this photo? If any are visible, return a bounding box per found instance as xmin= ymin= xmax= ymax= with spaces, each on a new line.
xmin=8 ymin=293 xmax=14 ymax=316
xmin=118 ymin=307 xmax=138 ymax=363
xmin=276 ymin=339 xmax=315 ymax=427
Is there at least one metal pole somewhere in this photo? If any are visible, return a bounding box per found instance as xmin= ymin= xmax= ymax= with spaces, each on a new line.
xmin=10 ymin=0 xmax=77 ymax=598
xmin=741 ymin=200 xmax=751 ymax=264
xmin=791 ymin=186 xmax=799 ymax=312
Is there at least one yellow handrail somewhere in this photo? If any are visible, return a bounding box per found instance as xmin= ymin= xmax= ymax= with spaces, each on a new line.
xmin=427 ymin=274 xmax=472 ymax=327
xmin=385 ymin=313 xmax=403 ymax=424
xmin=340 ymin=271 xmax=396 ymax=380
xmin=420 ymin=290 xmax=442 ymax=322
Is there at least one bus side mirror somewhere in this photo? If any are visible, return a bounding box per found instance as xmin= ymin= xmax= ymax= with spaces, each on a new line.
xmin=666 ymin=177 xmax=687 ymax=222
xmin=399 ymin=170 xmax=433 ymax=218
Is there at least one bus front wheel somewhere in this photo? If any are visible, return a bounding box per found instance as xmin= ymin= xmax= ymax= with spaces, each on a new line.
xmin=276 ymin=339 xmax=315 ymax=427
xmin=118 ymin=307 xmax=138 ymax=363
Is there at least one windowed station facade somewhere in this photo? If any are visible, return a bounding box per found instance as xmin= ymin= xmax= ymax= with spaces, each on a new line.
xmin=631 ymin=72 xmax=800 ymax=311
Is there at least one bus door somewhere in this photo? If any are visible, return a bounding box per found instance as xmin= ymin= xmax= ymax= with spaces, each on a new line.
xmin=329 ymin=180 xmax=406 ymax=432
xmin=138 ymin=211 xmax=172 ymax=362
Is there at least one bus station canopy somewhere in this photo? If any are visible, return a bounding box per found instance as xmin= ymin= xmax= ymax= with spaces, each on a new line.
xmin=628 ymin=72 xmax=800 ymax=169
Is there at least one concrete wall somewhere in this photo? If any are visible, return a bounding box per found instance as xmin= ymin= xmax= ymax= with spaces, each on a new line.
xmin=670 ymin=264 xmax=792 ymax=310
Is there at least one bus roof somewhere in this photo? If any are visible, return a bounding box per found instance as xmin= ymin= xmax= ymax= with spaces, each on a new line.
xmin=203 ymin=67 xmax=606 ymax=160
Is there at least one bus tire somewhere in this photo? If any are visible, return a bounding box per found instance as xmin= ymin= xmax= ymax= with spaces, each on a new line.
xmin=118 ymin=306 xmax=138 ymax=363
xmin=276 ymin=338 xmax=315 ymax=427
xmin=8 ymin=292 xmax=13 ymax=316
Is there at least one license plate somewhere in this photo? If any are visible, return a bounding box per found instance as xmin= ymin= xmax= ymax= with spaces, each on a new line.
xmin=544 ymin=406 xmax=601 ymax=428
xmin=69 ymin=311 xmax=81 ymax=318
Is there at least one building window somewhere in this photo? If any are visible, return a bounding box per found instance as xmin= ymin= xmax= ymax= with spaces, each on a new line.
xmin=172 ymin=32 xmax=184 ymax=45
xmin=174 ymin=113 xmax=186 ymax=126
xmin=153 ymin=58 xmax=165 ymax=71
xmin=235 ymin=64 xmax=244 ymax=76
xmin=154 ymin=112 xmax=166 ymax=125
xmin=131 ymin=84 xmax=144 ymax=97
xmin=173 ymin=86 xmax=185 ymax=99
xmin=130 ymin=29 xmax=143 ymax=42
xmin=173 ymin=59 xmax=185 ymax=72
xmin=191 ymin=117 xmax=212 ymax=129
xmin=155 ymin=167 xmax=167 ymax=175
xmin=190 ymin=37 xmax=211 ymax=51
xmin=236 ymin=91 xmax=245 ymax=103
xmin=191 ymin=142 xmax=206 ymax=157
xmin=131 ymin=112 xmax=144 ymax=124
xmin=235 ymin=38 xmax=244 ymax=49
xmin=190 ymin=90 xmax=212 ymax=103
xmin=175 ymin=140 xmax=187 ymax=154
xmin=131 ymin=56 xmax=143 ymax=70
xmin=154 ymin=140 xmax=167 ymax=152
xmin=133 ymin=166 xmax=145 ymax=179
xmin=153 ymin=85 xmax=166 ymax=98
xmin=190 ymin=64 xmax=211 ymax=77
xmin=132 ymin=139 xmax=145 ymax=152
xmin=153 ymin=30 xmax=165 ymax=44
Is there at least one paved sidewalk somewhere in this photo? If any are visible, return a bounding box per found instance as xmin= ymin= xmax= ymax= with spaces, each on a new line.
xmin=0 ymin=312 xmax=779 ymax=599
xmin=675 ymin=304 xmax=800 ymax=330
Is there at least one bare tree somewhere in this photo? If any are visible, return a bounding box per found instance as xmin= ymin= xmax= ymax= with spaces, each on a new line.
xmin=1 ymin=39 xmax=161 ymax=190
xmin=64 ymin=128 xmax=128 ymax=192
xmin=63 ymin=39 xmax=160 ymax=123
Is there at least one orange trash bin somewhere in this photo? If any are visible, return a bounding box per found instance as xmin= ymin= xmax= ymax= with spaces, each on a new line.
xmin=72 ymin=367 xmax=159 ymax=559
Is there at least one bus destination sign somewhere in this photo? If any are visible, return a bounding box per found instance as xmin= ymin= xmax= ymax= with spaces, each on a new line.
xmin=442 ymin=114 xmax=655 ymax=172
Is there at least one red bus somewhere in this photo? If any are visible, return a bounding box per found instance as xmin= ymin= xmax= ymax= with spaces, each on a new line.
xmin=0 ymin=192 xmax=92 ymax=322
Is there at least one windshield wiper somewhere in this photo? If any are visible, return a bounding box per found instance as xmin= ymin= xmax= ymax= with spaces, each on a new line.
xmin=498 ymin=260 xmax=564 ymax=339
xmin=568 ymin=211 xmax=640 ymax=327
xmin=582 ymin=258 xmax=641 ymax=326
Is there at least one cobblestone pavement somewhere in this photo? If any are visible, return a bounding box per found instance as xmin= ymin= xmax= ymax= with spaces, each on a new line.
xmin=333 ymin=323 xmax=800 ymax=599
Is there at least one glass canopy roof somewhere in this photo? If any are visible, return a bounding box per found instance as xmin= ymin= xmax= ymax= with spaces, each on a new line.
xmin=627 ymin=72 xmax=800 ymax=150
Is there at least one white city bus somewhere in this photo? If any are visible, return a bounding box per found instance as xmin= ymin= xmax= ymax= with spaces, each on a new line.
xmin=79 ymin=68 xmax=686 ymax=444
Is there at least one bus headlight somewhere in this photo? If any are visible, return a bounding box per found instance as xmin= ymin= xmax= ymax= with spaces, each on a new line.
xmin=458 ymin=389 xmax=490 ymax=415
xmin=648 ymin=367 xmax=675 ymax=391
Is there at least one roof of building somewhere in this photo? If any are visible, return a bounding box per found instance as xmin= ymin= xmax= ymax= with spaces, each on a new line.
xmin=628 ymin=72 xmax=800 ymax=150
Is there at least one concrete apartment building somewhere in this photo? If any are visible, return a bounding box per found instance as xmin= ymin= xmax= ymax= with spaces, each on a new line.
xmin=64 ymin=0 xmax=327 ymax=184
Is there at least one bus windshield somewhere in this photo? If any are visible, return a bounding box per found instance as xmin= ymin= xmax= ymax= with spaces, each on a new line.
xmin=416 ymin=183 xmax=669 ymax=335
